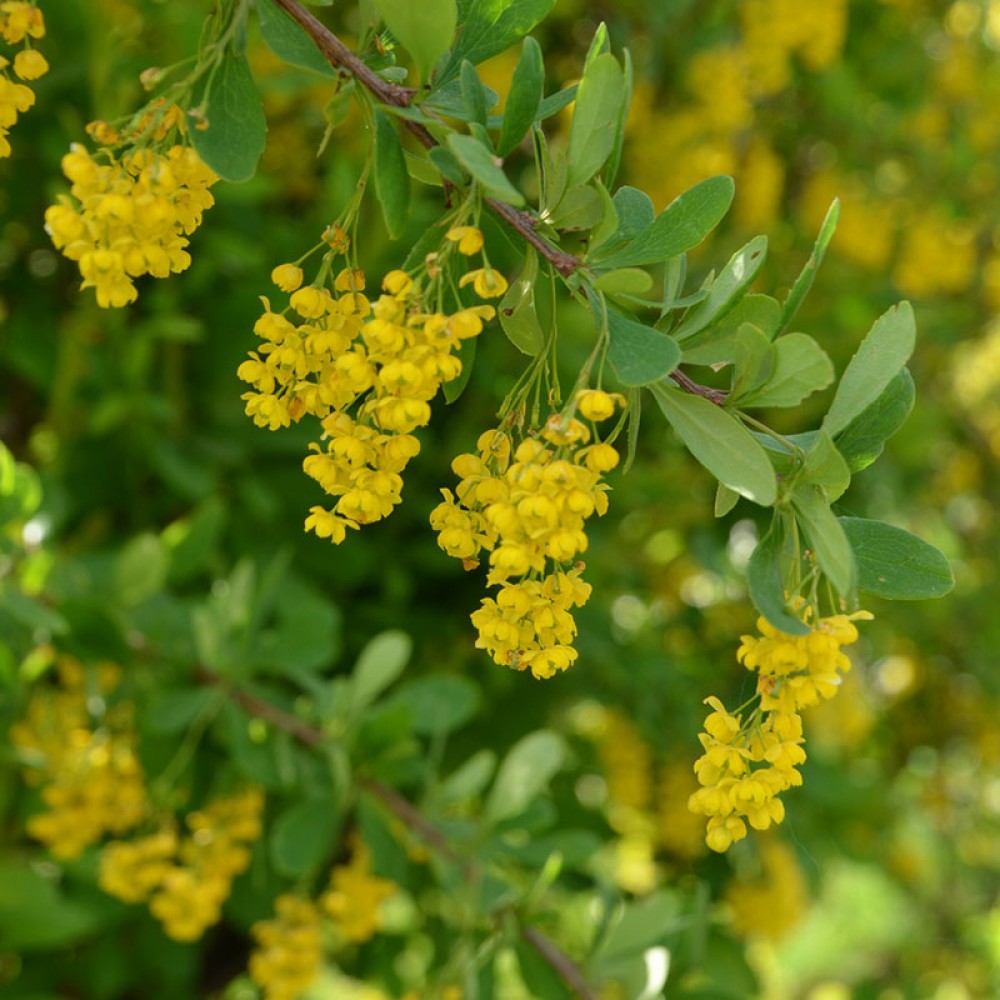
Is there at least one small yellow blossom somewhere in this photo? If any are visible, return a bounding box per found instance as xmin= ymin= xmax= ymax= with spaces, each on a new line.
xmin=445 ymin=225 xmax=485 ymax=255
xmin=271 ymin=262 xmax=304 ymax=292
xmin=459 ymin=266 xmax=508 ymax=298
xmin=12 ymin=45 xmax=45 ymax=79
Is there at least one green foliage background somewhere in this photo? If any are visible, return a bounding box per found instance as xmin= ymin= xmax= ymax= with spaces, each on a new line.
xmin=1 ymin=0 xmax=998 ymax=998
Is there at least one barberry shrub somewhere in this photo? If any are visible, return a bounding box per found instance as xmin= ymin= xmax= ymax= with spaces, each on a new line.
xmin=0 ymin=1 xmax=966 ymax=998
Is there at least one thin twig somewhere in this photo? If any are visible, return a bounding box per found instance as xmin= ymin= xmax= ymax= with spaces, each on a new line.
xmin=670 ymin=369 xmax=728 ymax=405
xmin=197 ymin=667 xmax=597 ymax=999
xmin=271 ymin=0 xmax=579 ymax=277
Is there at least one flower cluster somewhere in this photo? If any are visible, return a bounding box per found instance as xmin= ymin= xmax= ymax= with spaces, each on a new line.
xmin=689 ymin=610 xmax=870 ymax=851
xmin=431 ymin=390 xmax=623 ymax=679
xmin=320 ymin=839 xmax=397 ymax=944
xmin=238 ymin=231 xmax=500 ymax=543
xmin=0 ymin=1 xmax=47 ymax=158
xmin=11 ymin=655 xmax=148 ymax=859
xmin=244 ymin=839 xmax=395 ymax=998
xmin=45 ymin=104 xmax=218 ymax=307
xmin=100 ymin=787 xmax=264 ymax=941
xmin=249 ymin=895 xmax=323 ymax=1000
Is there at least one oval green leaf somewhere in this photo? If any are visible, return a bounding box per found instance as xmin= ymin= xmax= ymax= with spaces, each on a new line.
xmin=269 ymin=797 xmax=341 ymax=878
xmin=834 ymin=367 xmax=915 ymax=472
xmin=375 ymin=0 xmax=457 ymax=81
xmin=484 ymin=729 xmax=566 ymax=824
xmin=652 ymin=384 xmax=777 ymax=506
xmin=840 ymin=517 xmax=954 ymax=599
xmin=823 ymin=301 xmax=916 ymax=437
xmin=374 ymin=111 xmax=410 ymax=239
xmin=606 ymin=308 xmax=681 ymax=387
xmin=497 ymin=36 xmax=544 ymax=156
xmin=190 ymin=50 xmax=266 ymax=183
xmin=746 ymin=525 xmax=810 ymax=635
xmin=257 ymin=0 xmax=335 ymax=76
xmin=446 ymin=133 xmax=525 ymax=206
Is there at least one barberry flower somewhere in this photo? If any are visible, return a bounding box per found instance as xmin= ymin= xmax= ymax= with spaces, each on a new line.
xmin=459 ymin=266 xmax=509 ymax=298
xmin=249 ymin=895 xmax=323 ymax=1000
xmin=445 ymin=224 xmax=484 ymax=255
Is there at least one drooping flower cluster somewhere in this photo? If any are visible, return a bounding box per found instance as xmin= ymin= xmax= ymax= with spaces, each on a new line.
xmin=431 ymin=389 xmax=623 ymax=679
xmin=0 ymin=1 xmax=47 ymax=159
xmin=689 ymin=609 xmax=870 ymax=852
xmin=249 ymin=895 xmax=324 ymax=1000
xmin=238 ymin=232 xmax=501 ymax=543
xmin=100 ymin=787 xmax=264 ymax=941
xmin=45 ymin=103 xmax=218 ymax=307
xmin=244 ymin=839 xmax=396 ymax=998
xmin=11 ymin=655 xmax=148 ymax=859
xmin=320 ymin=838 xmax=397 ymax=944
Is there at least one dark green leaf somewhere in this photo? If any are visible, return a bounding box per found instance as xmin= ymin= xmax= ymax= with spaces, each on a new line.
xmin=834 ymin=368 xmax=915 ymax=472
xmin=823 ymin=301 xmax=916 ymax=437
xmin=801 ymin=430 xmax=851 ymax=502
xmin=446 ymin=133 xmax=525 ymax=205
xmin=428 ymin=145 xmax=466 ymax=185
xmin=497 ymin=36 xmax=543 ymax=156
xmin=515 ymin=940 xmax=575 ymax=1000
xmin=374 ymin=111 xmax=410 ymax=239
xmin=484 ymin=730 xmax=566 ymax=824
xmin=682 ymin=293 xmax=781 ymax=366
xmin=840 ymin=517 xmax=954 ymax=599
xmin=498 ymin=248 xmax=545 ymax=355
xmin=593 ymin=175 xmax=735 ymax=269
xmin=257 ymin=0 xmax=336 ymax=75
xmin=736 ymin=333 xmax=834 ymax=409
xmin=190 ymin=50 xmax=266 ymax=183
xmin=672 ymin=236 xmax=768 ymax=341
xmin=444 ymin=0 xmax=557 ymax=81
xmin=652 ymin=385 xmax=777 ymax=506
xmin=269 ymin=797 xmax=341 ymax=878
xmin=792 ymin=486 xmax=855 ymax=595
xmin=375 ymin=0 xmax=457 ymax=81
xmin=779 ymin=198 xmax=839 ymax=333
xmin=746 ymin=525 xmax=810 ymax=635
xmin=566 ymin=52 xmax=625 ymax=188
xmin=443 ymin=333 xmax=476 ymax=402
xmin=602 ymin=47 xmax=632 ymax=187
xmin=606 ymin=308 xmax=681 ymax=387
xmin=460 ymin=59 xmax=488 ymax=124
xmin=144 ymin=687 xmax=219 ymax=734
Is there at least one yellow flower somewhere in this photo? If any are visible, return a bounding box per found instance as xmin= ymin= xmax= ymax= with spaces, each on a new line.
xmin=13 ymin=47 xmax=47 ymax=80
xmin=459 ymin=266 xmax=508 ymax=298
xmin=270 ymin=262 xmax=303 ymax=292
xmin=577 ymin=388 xmax=625 ymax=422
xmin=446 ymin=225 xmax=484 ymax=255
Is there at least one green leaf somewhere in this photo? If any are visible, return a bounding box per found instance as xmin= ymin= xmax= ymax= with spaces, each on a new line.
xmin=444 ymin=0 xmax=557 ymax=80
xmin=671 ymin=236 xmax=768 ymax=341
xmin=389 ymin=675 xmax=481 ymax=735
xmin=840 ymin=517 xmax=954 ymax=599
xmin=682 ymin=294 xmax=782 ymax=366
xmin=589 ymin=178 xmax=619 ymax=249
xmin=652 ymin=385 xmax=777 ymax=506
xmin=823 ymin=301 xmax=916 ymax=437
xmin=746 ymin=525 xmax=810 ymax=635
xmin=484 ymin=729 xmax=566 ymax=824
xmin=460 ymin=59 xmax=488 ymax=124
xmin=446 ymin=132 xmax=525 ymax=205
xmin=834 ymin=367 xmax=915 ymax=472
xmin=594 ymin=268 xmax=653 ymax=296
xmin=0 ymin=861 xmax=103 ymax=950
xmin=603 ymin=47 xmax=632 ymax=187
xmin=593 ymin=175 xmax=735 ymax=269
xmin=269 ymin=797 xmax=341 ymax=878
xmin=428 ymin=145 xmax=465 ymax=185
xmin=1 ymin=585 xmax=68 ymax=635
xmin=257 ymin=0 xmax=336 ymax=75
xmin=374 ymin=111 xmax=411 ymax=239
xmin=606 ymin=308 xmax=681 ymax=387
xmin=190 ymin=50 xmax=266 ymax=183
xmin=434 ymin=749 xmax=498 ymax=803
xmin=548 ymin=185 xmax=605 ymax=231
xmin=144 ymin=687 xmax=219 ymax=734
xmin=497 ymin=36 xmax=544 ymax=156
xmin=498 ymin=248 xmax=545 ymax=355
xmin=566 ymin=52 xmax=625 ymax=188
xmin=792 ymin=486 xmax=855 ymax=595
xmin=715 ymin=482 xmax=739 ymax=517
xmin=350 ymin=629 xmax=412 ymax=712
xmin=779 ymin=198 xmax=839 ymax=333
xmin=592 ymin=185 xmax=654 ymax=256
xmin=375 ymin=0 xmax=457 ymax=81
xmin=115 ymin=532 xmax=168 ymax=607
xmin=736 ymin=333 xmax=835 ymax=409
xmin=443 ymin=332 xmax=477 ymax=402
xmin=801 ymin=430 xmax=851 ymax=502
xmin=729 ymin=323 xmax=774 ymax=400
xmin=588 ymin=892 xmax=683 ymax=976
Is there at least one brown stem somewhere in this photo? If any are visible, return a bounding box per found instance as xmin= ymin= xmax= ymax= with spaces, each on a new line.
xmin=197 ymin=668 xmax=596 ymax=998
xmin=271 ymin=0 xmax=580 ymax=277
xmin=523 ymin=926 xmax=599 ymax=1000
xmin=670 ymin=369 xmax=728 ymax=405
